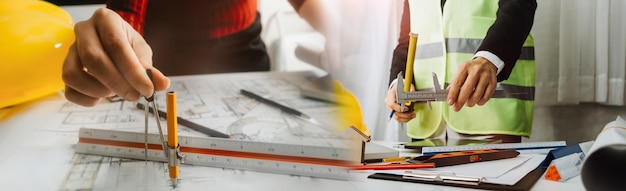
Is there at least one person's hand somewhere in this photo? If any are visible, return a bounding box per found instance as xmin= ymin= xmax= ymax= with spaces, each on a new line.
xmin=62 ymin=8 xmax=169 ymax=107
xmin=447 ymin=56 xmax=497 ymax=112
xmin=384 ymin=81 xmax=416 ymax=123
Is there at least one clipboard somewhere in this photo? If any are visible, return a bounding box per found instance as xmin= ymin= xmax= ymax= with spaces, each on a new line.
xmin=368 ymin=165 xmax=546 ymax=191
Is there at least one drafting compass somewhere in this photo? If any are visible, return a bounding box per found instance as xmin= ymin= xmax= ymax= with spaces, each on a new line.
xmin=143 ymin=69 xmax=185 ymax=181
xmin=395 ymin=72 xmax=525 ymax=111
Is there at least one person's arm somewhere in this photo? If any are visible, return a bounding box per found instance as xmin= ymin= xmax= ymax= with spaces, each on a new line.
xmin=288 ymin=0 xmax=340 ymax=73
xmin=288 ymin=0 xmax=338 ymax=41
xmin=447 ymin=0 xmax=536 ymax=111
xmin=389 ymin=0 xmax=411 ymax=86
xmin=479 ymin=0 xmax=537 ymax=81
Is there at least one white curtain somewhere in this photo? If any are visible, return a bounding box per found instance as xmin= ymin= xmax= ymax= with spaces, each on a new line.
xmin=533 ymin=0 xmax=626 ymax=106
xmin=335 ymin=0 xmax=407 ymax=141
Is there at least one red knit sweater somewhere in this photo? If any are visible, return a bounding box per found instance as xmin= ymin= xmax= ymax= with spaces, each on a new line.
xmin=107 ymin=0 xmax=257 ymax=38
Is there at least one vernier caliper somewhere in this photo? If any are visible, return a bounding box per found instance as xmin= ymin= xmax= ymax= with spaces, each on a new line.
xmin=395 ymin=72 xmax=518 ymax=111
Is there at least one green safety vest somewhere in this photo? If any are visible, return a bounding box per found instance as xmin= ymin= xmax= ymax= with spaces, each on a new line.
xmin=406 ymin=0 xmax=535 ymax=138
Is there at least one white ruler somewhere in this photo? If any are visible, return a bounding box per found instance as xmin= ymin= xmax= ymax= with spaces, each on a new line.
xmin=75 ymin=128 xmax=361 ymax=180
xmin=421 ymin=141 xmax=567 ymax=155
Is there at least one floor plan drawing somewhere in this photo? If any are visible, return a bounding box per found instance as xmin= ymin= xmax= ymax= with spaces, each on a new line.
xmin=48 ymin=72 xmax=343 ymax=142
xmin=27 ymin=71 xmax=361 ymax=190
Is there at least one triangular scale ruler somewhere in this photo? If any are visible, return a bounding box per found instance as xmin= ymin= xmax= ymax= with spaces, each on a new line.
xmin=76 ymin=128 xmax=362 ymax=180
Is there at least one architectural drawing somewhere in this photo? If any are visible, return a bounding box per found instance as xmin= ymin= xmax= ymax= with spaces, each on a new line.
xmin=53 ymin=72 xmax=341 ymax=143
xmin=45 ymin=71 xmax=358 ymax=189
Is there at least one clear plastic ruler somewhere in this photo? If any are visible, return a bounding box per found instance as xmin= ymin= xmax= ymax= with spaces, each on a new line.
xmin=421 ymin=141 xmax=567 ymax=155
xmin=75 ymin=128 xmax=361 ymax=180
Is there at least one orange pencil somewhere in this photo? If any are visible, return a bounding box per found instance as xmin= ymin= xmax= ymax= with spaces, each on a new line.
xmin=166 ymin=91 xmax=179 ymax=187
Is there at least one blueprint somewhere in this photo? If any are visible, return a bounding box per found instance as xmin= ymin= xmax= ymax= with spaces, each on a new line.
xmin=49 ymin=72 xmax=347 ymax=144
xmin=59 ymin=154 xmax=357 ymax=191
xmin=8 ymin=71 xmax=358 ymax=190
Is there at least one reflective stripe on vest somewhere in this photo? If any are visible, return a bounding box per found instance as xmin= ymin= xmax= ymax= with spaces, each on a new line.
xmin=416 ymin=39 xmax=535 ymax=60
xmin=406 ymin=0 xmax=536 ymax=138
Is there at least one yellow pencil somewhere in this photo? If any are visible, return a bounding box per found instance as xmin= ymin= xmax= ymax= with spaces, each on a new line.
xmin=166 ymin=91 xmax=179 ymax=187
xmin=383 ymin=156 xmax=417 ymax=163
xmin=363 ymin=156 xmax=416 ymax=163
xmin=403 ymin=32 xmax=419 ymax=107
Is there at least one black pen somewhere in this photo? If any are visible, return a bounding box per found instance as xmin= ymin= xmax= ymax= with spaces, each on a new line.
xmin=240 ymin=89 xmax=323 ymax=126
xmin=136 ymin=103 xmax=231 ymax=139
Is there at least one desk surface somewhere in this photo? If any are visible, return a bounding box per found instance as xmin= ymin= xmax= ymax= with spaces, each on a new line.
xmin=0 ymin=71 xmax=586 ymax=191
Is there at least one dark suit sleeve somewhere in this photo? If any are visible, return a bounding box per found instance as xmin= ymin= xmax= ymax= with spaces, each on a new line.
xmin=479 ymin=0 xmax=537 ymax=81
xmin=389 ymin=0 xmax=411 ymax=85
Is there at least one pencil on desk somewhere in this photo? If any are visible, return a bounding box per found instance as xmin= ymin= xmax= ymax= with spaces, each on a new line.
xmin=240 ymin=89 xmax=324 ymax=127
xmin=364 ymin=156 xmax=417 ymax=164
xmin=136 ymin=102 xmax=231 ymax=138
xmin=166 ymin=91 xmax=179 ymax=187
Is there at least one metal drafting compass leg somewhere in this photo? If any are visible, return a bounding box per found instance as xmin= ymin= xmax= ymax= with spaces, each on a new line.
xmin=143 ymin=69 xmax=169 ymax=161
xmin=144 ymin=98 xmax=149 ymax=162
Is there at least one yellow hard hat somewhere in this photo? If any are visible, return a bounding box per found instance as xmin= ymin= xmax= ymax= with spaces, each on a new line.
xmin=0 ymin=0 xmax=74 ymax=108
xmin=334 ymin=80 xmax=371 ymax=138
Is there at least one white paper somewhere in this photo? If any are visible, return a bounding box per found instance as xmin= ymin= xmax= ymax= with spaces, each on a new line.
xmin=483 ymin=154 xmax=546 ymax=185
xmin=419 ymin=155 xmax=533 ymax=178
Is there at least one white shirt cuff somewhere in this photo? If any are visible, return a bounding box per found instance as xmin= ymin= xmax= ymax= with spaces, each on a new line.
xmin=388 ymin=78 xmax=398 ymax=90
xmin=474 ymin=51 xmax=504 ymax=75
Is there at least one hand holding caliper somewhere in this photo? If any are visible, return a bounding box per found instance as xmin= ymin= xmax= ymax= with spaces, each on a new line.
xmin=394 ymin=71 xmax=524 ymax=118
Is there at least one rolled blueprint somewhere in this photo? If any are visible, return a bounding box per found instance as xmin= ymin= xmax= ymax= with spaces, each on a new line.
xmin=581 ymin=116 xmax=626 ymax=191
